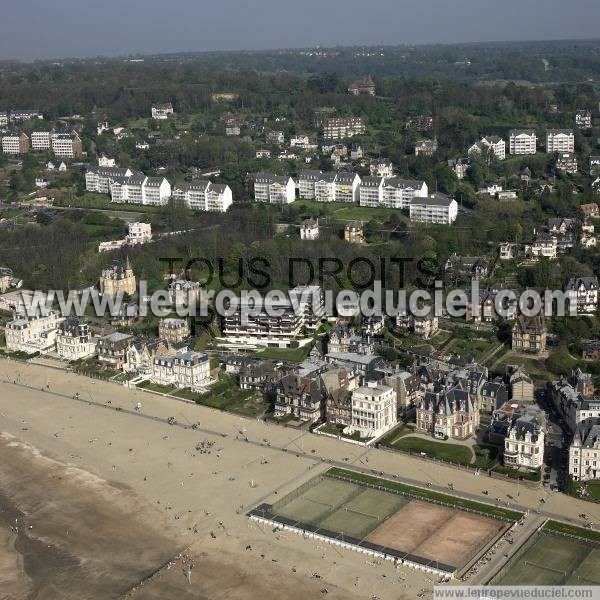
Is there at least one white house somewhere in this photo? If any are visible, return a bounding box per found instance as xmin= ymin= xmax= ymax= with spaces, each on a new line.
xmin=5 ymin=310 xmax=64 ymax=354
xmin=509 ymin=129 xmax=537 ymax=155
xmin=504 ymin=408 xmax=546 ymax=470
xmin=300 ymin=218 xmax=319 ymax=240
xmin=565 ymin=277 xmax=598 ymax=314
xmin=409 ymin=193 xmax=458 ymax=225
xmin=55 ymin=319 xmax=97 ymax=361
xmin=85 ymin=166 xmax=137 ymax=194
xmin=110 ymin=176 xmax=171 ymax=206
xmin=151 ymin=103 xmax=174 ymax=119
xmin=570 ymin=421 xmax=600 ymax=482
xmin=151 ymin=351 xmax=211 ymax=391
xmin=370 ymin=158 xmax=393 ymax=178
xmin=254 ymin=172 xmax=296 ymax=204
xmin=546 ymin=129 xmax=575 ymax=153
xmin=350 ymin=382 xmax=397 ymax=439
xmin=127 ymin=222 xmax=152 ymax=245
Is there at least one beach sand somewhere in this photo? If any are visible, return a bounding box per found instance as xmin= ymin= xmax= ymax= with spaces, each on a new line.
xmin=0 ymin=361 xmax=437 ymax=599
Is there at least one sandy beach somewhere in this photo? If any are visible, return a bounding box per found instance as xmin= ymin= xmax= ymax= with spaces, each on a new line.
xmin=0 ymin=359 xmax=598 ymax=599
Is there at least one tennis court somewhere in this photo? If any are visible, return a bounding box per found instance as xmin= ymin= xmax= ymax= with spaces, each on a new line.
xmin=493 ymin=531 xmax=600 ymax=585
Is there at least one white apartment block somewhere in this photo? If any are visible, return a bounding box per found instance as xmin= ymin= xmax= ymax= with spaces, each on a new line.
xmin=51 ymin=132 xmax=82 ymax=158
xmin=314 ymin=173 xmax=337 ymax=202
xmin=55 ymin=319 xmax=97 ymax=361
xmin=31 ymin=130 xmax=52 ymax=150
xmin=468 ymin=136 xmax=505 ymax=161
xmin=110 ymin=176 xmax=171 ymax=206
xmin=323 ymin=117 xmax=365 ymax=140
xmin=546 ymin=129 xmax=575 ymax=153
xmin=152 ymin=351 xmax=211 ymax=392
xmin=334 ymin=172 xmax=361 ymax=203
xmin=509 ymin=129 xmax=537 ymax=155
xmin=5 ymin=310 xmax=64 ymax=354
xmin=85 ymin=167 xmax=136 ymax=194
xmin=254 ymin=172 xmax=296 ymax=204
xmin=360 ymin=177 xmax=428 ymax=209
xmin=1 ymin=133 xmax=29 ymax=154
xmin=350 ymin=382 xmax=397 ymax=439
xmin=127 ymin=222 xmax=152 ymax=244
xmin=409 ymin=193 xmax=458 ymax=225
xmin=172 ymin=180 xmax=232 ymax=212
xmin=298 ymin=170 xmax=323 ymax=199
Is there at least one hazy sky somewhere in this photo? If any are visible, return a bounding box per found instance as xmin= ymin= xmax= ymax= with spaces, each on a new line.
xmin=1 ymin=0 xmax=599 ymax=60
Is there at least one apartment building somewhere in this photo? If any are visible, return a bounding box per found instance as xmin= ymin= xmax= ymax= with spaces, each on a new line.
xmin=152 ymin=351 xmax=211 ymax=391
xmin=151 ymin=103 xmax=173 ymax=119
xmin=10 ymin=110 xmax=42 ymax=121
xmin=1 ymin=133 xmax=29 ymax=154
xmin=350 ymin=382 xmax=397 ymax=439
xmin=110 ymin=176 xmax=171 ymax=205
xmin=265 ymin=130 xmax=284 ymax=145
xmin=222 ymin=296 xmax=304 ymax=348
xmin=288 ymin=285 xmax=325 ymax=330
xmin=409 ymin=193 xmax=458 ymax=225
xmin=334 ymin=172 xmax=361 ymax=203
xmin=468 ymin=136 xmax=505 ymax=161
xmin=172 ymin=180 xmax=232 ymax=212
xmin=0 ymin=112 xmax=7 ymax=126
xmin=55 ymin=318 xmax=97 ymax=361
xmin=254 ymin=172 xmax=296 ymax=204
xmin=314 ymin=172 xmax=336 ymax=202
xmin=85 ymin=166 xmax=137 ymax=194
xmin=348 ymin=76 xmax=375 ymax=96
xmin=31 ymin=130 xmax=52 ymax=150
xmin=546 ymin=129 xmax=575 ymax=153
xmin=51 ymin=132 xmax=83 ymax=158
xmin=509 ymin=129 xmax=537 ymax=155
xmin=298 ymin=170 xmax=323 ymax=199
xmin=5 ymin=310 xmax=64 ymax=354
xmin=323 ymin=117 xmax=365 ymax=140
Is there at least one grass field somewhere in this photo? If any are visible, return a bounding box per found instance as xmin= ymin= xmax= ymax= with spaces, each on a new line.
xmin=492 ymin=530 xmax=600 ymax=585
xmin=385 ymin=435 xmax=474 ymax=465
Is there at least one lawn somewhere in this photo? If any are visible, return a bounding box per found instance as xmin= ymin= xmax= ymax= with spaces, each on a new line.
xmin=318 ymin=423 xmax=372 ymax=442
xmin=254 ymin=343 xmax=313 ymax=363
xmin=386 ymin=435 xmax=474 ymax=465
xmin=492 ymin=352 xmax=552 ymax=382
xmin=54 ymin=192 xmax=157 ymax=213
xmin=176 ymin=376 xmax=269 ymax=417
xmin=136 ymin=380 xmax=176 ymax=394
xmin=327 ymin=467 xmax=523 ymax=522
xmin=544 ymin=520 xmax=600 ymax=544
xmin=290 ymin=199 xmax=409 ymax=225
xmin=444 ymin=336 xmax=496 ymax=360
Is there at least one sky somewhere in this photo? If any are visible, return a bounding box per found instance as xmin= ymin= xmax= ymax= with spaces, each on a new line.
xmin=1 ymin=0 xmax=599 ymax=61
